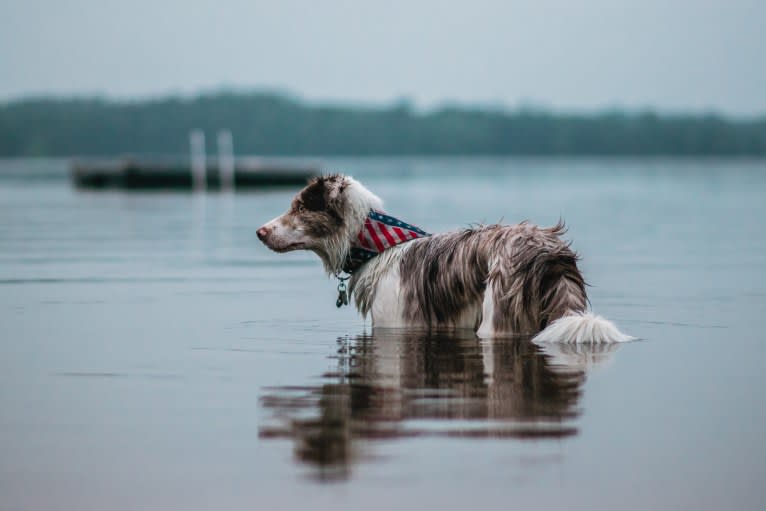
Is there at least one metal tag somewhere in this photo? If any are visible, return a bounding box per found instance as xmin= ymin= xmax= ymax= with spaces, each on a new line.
xmin=336 ymin=281 xmax=348 ymax=308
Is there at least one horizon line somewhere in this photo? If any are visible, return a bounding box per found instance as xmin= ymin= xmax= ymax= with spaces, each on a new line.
xmin=2 ymin=86 xmax=765 ymax=122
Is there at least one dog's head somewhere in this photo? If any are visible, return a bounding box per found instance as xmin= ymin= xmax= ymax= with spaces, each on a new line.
xmin=257 ymin=174 xmax=346 ymax=252
xmin=257 ymin=174 xmax=382 ymax=270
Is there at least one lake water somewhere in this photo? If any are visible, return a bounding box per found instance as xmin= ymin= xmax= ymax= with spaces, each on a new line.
xmin=1 ymin=157 xmax=765 ymax=510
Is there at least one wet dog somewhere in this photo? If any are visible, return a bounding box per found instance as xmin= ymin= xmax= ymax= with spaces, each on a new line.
xmin=257 ymin=174 xmax=631 ymax=343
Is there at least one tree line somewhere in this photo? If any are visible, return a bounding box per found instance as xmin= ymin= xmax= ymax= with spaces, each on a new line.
xmin=1 ymin=91 xmax=765 ymax=156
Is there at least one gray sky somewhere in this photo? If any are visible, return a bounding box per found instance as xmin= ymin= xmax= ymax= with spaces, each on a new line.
xmin=1 ymin=0 xmax=764 ymax=115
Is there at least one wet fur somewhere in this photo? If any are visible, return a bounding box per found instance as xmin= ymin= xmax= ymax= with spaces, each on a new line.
xmin=396 ymin=222 xmax=586 ymax=333
xmin=259 ymin=174 xmax=631 ymax=343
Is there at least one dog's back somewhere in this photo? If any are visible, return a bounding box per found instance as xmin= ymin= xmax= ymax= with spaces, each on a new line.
xmin=384 ymin=222 xmax=585 ymax=334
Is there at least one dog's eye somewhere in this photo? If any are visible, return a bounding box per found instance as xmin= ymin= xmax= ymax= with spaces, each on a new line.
xmin=297 ymin=204 xmax=305 ymax=213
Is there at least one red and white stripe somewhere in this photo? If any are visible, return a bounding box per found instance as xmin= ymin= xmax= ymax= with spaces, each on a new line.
xmin=357 ymin=217 xmax=422 ymax=253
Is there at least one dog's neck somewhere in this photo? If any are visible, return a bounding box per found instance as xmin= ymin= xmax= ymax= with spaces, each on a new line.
xmin=309 ymin=176 xmax=428 ymax=275
xmin=341 ymin=210 xmax=430 ymax=274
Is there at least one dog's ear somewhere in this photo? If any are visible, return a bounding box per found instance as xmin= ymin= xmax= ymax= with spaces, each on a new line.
xmin=325 ymin=174 xmax=347 ymax=203
xmin=301 ymin=177 xmax=328 ymax=211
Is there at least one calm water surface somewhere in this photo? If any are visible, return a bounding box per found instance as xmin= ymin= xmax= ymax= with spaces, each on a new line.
xmin=1 ymin=158 xmax=765 ymax=510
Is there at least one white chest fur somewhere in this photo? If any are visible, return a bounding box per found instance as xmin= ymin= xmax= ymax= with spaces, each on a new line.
xmin=369 ymin=269 xmax=408 ymax=327
xmin=352 ymin=243 xmax=484 ymax=330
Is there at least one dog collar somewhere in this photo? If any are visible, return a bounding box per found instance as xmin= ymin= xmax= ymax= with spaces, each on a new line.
xmin=341 ymin=209 xmax=430 ymax=274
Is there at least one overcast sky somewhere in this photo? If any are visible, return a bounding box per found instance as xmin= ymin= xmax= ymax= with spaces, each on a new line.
xmin=1 ymin=0 xmax=764 ymax=115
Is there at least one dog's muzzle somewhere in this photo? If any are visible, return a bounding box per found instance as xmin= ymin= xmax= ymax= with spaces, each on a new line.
xmin=257 ymin=226 xmax=271 ymax=242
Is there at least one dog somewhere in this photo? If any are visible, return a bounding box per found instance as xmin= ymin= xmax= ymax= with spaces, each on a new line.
xmin=257 ymin=174 xmax=631 ymax=343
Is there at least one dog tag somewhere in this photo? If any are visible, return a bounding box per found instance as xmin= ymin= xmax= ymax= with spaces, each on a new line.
xmin=336 ymin=281 xmax=348 ymax=308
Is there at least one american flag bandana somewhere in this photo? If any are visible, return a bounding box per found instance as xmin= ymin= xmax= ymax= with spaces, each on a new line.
xmin=342 ymin=210 xmax=430 ymax=273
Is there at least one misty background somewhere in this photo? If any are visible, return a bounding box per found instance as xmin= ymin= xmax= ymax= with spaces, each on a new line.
xmin=1 ymin=0 xmax=765 ymax=157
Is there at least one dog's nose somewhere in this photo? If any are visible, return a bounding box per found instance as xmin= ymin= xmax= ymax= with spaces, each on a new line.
xmin=257 ymin=226 xmax=270 ymax=242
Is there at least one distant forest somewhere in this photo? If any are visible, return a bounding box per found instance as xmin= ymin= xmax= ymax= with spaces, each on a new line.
xmin=1 ymin=91 xmax=765 ymax=156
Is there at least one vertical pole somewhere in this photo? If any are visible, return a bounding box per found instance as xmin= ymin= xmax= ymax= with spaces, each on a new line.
xmin=217 ymin=130 xmax=235 ymax=191
xmin=189 ymin=129 xmax=206 ymax=191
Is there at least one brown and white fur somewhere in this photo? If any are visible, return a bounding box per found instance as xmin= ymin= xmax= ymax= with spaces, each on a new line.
xmin=257 ymin=174 xmax=631 ymax=343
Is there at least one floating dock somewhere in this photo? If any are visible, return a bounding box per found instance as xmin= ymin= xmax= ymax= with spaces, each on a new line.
xmin=71 ymin=157 xmax=319 ymax=191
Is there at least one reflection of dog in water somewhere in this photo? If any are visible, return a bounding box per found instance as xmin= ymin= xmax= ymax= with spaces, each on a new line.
xmin=260 ymin=331 xmax=621 ymax=480
xmin=258 ymin=174 xmax=631 ymax=343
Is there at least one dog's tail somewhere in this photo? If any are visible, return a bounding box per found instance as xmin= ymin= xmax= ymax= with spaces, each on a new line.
xmin=532 ymin=311 xmax=634 ymax=344
xmin=529 ymin=248 xmax=632 ymax=344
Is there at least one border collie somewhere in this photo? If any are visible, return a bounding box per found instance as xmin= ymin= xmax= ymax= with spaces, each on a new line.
xmin=257 ymin=174 xmax=631 ymax=343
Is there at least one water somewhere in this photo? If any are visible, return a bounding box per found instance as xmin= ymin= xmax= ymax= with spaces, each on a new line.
xmin=1 ymin=157 xmax=765 ymax=510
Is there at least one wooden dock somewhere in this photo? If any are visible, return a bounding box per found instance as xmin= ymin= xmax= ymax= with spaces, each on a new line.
xmin=71 ymin=157 xmax=319 ymax=190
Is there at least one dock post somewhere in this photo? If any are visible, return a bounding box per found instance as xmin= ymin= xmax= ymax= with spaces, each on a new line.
xmin=189 ymin=130 xmax=206 ymax=191
xmin=217 ymin=130 xmax=235 ymax=191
